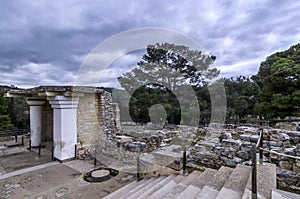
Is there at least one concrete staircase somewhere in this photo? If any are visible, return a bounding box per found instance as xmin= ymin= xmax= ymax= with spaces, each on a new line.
xmin=104 ymin=163 xmax=300 ymax=199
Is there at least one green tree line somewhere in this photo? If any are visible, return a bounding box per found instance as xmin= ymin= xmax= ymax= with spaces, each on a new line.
xmin=117 ymin=43 xmax=300 ymax=124
xmin=0 ymin=87 xmax=29 ymax=131
xmin=1 ymin=43 xmax=299 ymax=128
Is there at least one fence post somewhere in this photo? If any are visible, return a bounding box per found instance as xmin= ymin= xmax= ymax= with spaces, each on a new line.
xmin=74 ymin=144 xmax=77 ymax=159
xmin=259 ymin=128 xmax=263 ymax=164
xmin=21 ymin=136 xmax=24 ymax=147
xmin=28 ymin=139 xmax=31 ymax=150
xmin=137 ymin=155 xmax=141 ymax=181
xmin=251 ymin=144 xmax=257 ymax=199
xmin=183 ymin=147 xmax=187 ymax=175
xmin=15 ymin=134 xmax=18 ymax=142
xmin=38 ymin=144 xmax=41 ymax=157
xmin=94 ymin=157 xmax=97 ymax=167
xmin=51 ymin=142 xmax=54 ymax=161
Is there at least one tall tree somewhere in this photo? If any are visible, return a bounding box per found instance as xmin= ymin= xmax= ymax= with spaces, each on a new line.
xmin=0 ymin=88 xmax=14 ymax=130
xmin=118 ymin=43 xmax=218 ymax=124
xmin=253 ymin=43 xmax=300 ymax=119
xmin=224 ymin=76 xmax=260 ymax=121
xmin=118 ymin=43 xmax=218 ymax=92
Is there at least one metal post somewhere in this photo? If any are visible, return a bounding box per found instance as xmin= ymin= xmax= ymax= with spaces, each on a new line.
xmin=259 ymin=128 xmax=263 ymax=164
xmin=15 ymin=134 xmax=18 ymax=142
xmin=21 ymin=136 xmax=24 ymax=147
xmin=183 ymin=147 xmax=187 ymax=175
xmin=51 ymin=142 xmax=54 ymax=161
xmin=94 ymin=157 xmax=97 ymax=167
xmin=28 ymin=140 xmax=31 ymax=150
xmin=74 ymin=144 xmax=77 ymax=159
xmin=251 ymin=144 xmax=257 ymax=199
xmin=38 ymin=144 xmax=41 ymax=157
xmin=137 ymin=155 xmax=141 ymax=181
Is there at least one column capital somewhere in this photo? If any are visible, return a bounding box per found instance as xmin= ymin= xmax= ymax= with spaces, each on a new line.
xmin=26 ymin=97 xmax=46 ymax=106
xmin=47 ymin=96 xmax=79 ymax=109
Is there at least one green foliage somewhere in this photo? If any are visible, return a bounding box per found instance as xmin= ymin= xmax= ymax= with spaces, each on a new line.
xmin=129 ymin=85 xmax=181 ymax=124
xmin=0 ymin=87 xmax=29 ymax=130
xmin=223 ymin=76 xmax=260 ymax=120
xmin=0 ymin=115 xmax=14 ymax=130
xmin=118 ymin=43 xmax=218 ymax=93
xmin=118 ymin=43 xmax=218 ymax=124
xmin=253 ymin=43 xmax=300 ymax=118
xmin=117 ymin=42 xmax=300 ymax=124
xmin=0 ymin=88 xmax=14 ymax=130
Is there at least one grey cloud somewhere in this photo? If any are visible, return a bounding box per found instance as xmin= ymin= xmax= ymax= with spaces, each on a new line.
xmin=0 ymin=0 xmax=300 ymax=87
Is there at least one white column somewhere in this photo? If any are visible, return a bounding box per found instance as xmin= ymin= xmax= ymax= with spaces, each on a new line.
xmin=48 ymin=96 xmax=79 ymax=161
xmin=26 ymin=98 xmax=46 ymax=147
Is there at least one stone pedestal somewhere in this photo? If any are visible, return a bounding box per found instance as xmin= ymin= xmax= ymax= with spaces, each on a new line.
xmin=26 ymin=98 xmax=46 ymax=147
xmin=48 ymin=96 xmax=79 ymax=161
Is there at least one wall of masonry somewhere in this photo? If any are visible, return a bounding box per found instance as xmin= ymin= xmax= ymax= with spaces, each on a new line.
xmin=77 ymin=91 xmax=116 ymax=158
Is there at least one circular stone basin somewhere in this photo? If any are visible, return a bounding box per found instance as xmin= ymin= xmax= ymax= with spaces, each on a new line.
xmin=83 ymin=167 xmax=119 ymax=183
xmin=91 ymin=170 xmax=110 ymax=178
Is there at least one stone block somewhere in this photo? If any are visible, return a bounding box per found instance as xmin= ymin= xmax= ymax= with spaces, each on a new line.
xmin=279 ymin=161 xmax=293 ymax=170
xmin=221 ymin=139 xmax=241 ymax=149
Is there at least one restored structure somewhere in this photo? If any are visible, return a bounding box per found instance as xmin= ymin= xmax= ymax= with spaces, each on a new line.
xmin=5 ymin=86 xmax=117 ymax=161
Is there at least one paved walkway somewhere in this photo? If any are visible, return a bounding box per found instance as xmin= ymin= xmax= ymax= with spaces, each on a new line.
xmin=0 ymin=138 xmax=134 ymax=199
xmin=0 ymin=159 xmax=134 ymax=199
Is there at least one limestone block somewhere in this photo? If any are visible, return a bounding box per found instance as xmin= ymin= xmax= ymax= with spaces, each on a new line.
xmin=221 ymin=139 xmax=241 ymax=149
xmin=279 ymin=161 xmax=293 ymax=170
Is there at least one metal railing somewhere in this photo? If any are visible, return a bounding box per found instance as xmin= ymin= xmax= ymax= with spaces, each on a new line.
xmin=0 ymin=128 xmax=29 ymax=147
xmin=251 ymin=128 xmax=263 ymax=199
xmin=251 ymin=128 xmax=300 ymax=199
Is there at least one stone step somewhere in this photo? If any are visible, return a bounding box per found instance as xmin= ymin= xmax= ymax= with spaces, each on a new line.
xmin=102 ymin=180 xmax=139 ymax=199
xmin=242 ymin=189 xmax=268 ymax=199
xmin=173 ymin=173 xmax=186 ymax=183
xmin=271 ymin=189 xmax=300 ymax=199
xmin=135 ymin=175 xmax=176 ymax=199
xmin=175 ymin=185 xmax=201 ymax=199
xmin=191 ymin=168 xmax=217 ymax=189
xmin=195 ymin=166 xmax=232 ymax=199
xmin=121 ymin=177 xmax=163 ymax=199
xmin=197 ymin=186 xmax=219 ymax=199
xmin=205 ymin=166 xmax=234 ymax=190
xmin=157 ymin=170 xmax=202 ymax=199
xmin=180 ymin=170 xmax=202 ymax=186
xmin=103 ymin=178 xmax=154 ymax=199
xmin=216 ymin=164 xmax=251 ymax=199
xmin=163 ymin=183 xmax=187 ymax=199
xmin=243 ymin=163 xmax=277 ymax=199
xmin=147 ymin=179 xmax=178 ymax=199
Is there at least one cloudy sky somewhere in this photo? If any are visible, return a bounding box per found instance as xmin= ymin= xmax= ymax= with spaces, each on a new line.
xmin=1 ymin=0 xmax=300 ymax=88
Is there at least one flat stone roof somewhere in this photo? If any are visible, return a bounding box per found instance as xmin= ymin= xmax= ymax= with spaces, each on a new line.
xmin=4 ymin=86 xmax=108 ymax=97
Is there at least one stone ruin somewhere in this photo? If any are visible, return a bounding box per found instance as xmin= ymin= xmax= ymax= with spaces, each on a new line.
xmin=5 ymin=86 xmax=118 ymax=161
xmin=189 ymin=125 xmax=300 ymax=192
xmin=5 ymin=86 xmax=299 ymax=191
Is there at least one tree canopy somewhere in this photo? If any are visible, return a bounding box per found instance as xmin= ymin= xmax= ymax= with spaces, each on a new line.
xmin=117 ymin=42 xmax=300 ymax=124
xmin=117 ymin=43 xmax=219 ymax=125
xmin=253 ymin=43 xmax=300 ymax=119
xmin=0 ymin=87 xmax=29 ymax=131
xmin=118 ymin=43 xmax=218 ymax=93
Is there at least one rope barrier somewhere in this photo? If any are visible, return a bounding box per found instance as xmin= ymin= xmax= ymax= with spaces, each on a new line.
xmin=259 ymin=147 xmax=300 ymax=160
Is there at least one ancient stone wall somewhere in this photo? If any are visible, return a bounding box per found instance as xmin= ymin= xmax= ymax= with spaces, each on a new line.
xmin=77 ymin=93 xmax=104 ymax=158
xmin=189 ymin=127 xmax=300 ymax=192
xmin=77 ymin=91 xmax=116 ymax=158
